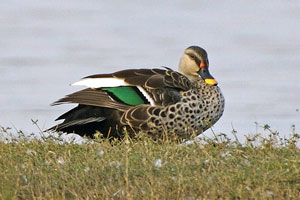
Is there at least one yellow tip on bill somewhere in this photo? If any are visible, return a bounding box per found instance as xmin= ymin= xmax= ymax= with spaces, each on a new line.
xmin=205 ymin=78 xmax=218 ymax=86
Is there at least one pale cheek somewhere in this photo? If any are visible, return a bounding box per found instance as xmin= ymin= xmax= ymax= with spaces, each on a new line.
xmin=187 ymin=62 xmax=199 ymax=75
xmin=191 ymin=72 xmax=199 ymax=76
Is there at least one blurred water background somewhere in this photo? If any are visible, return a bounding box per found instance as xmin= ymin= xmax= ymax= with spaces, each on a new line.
xmin=1 ymin=0 xmax=299 ymax=141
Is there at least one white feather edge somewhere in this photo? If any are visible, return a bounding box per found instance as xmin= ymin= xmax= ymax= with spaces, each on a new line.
xmin=137 ymin=86 xmax=155 ymax=106
xmin=72 ymin=77 xmax=129 ymax=88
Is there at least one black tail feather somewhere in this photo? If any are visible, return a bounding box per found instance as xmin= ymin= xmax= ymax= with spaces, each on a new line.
xmin=47 ymin=105 xmax=126 ymax=138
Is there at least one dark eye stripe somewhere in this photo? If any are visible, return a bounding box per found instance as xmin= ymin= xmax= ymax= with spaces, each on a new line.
xmin=187 ymin=53 xmax=201 ymax=66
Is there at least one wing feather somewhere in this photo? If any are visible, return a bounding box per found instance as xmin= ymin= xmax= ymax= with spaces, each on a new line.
xmin=73 ymin=68 xmax=192 ymax=91
xmin=120 ymin=105 xmax=163 ymax=131
xmin=50 ymin=117 xmax=106 ymax=131
xmin=52 ymin=88 xmax=132 ymax=111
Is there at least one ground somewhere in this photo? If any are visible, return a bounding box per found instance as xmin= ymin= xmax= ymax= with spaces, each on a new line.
xmin=0 ymin=125 xmax=300 ymax=199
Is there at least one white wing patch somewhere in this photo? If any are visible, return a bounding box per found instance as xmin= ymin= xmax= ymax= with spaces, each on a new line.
xmin=72 ymin=77 xmax=129 ymax=88
xmin=137 ymin=86 xmax=155 ymax=106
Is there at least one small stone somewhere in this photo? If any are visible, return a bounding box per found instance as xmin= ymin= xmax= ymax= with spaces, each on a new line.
xmin=57 ymin=157 xmax=65 ymax=165
xmin=97 ymin=149 xmax=104 ymax=157
xmin=84 ymin=167 xmax=90 ymax=172
xmin=26 ymin=149 xmax=37 ymax=155
xmin=154 ymin=159 xmax=162 ymax=168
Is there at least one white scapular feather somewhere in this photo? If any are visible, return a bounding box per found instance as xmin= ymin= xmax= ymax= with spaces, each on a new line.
xmin=72 ymin=78 xmax=129 ymax=88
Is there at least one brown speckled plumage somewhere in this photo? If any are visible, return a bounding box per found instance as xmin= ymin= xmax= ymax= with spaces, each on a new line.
xmin=49 ymin=46 xmax=225 ymax=140
xmin=120 ymin=78 xmax=224 ymax=139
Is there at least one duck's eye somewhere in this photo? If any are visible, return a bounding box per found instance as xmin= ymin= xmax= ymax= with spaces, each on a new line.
xmin=189 ymin=54 xmax=196 ymax=60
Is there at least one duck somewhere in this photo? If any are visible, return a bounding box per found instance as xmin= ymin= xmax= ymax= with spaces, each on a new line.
xmin=49 ymin=46 xmax=225 ymax=140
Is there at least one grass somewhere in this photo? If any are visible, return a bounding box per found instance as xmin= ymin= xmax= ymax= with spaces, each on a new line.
xmin=0 ymin=124 xmax=300 ymax=199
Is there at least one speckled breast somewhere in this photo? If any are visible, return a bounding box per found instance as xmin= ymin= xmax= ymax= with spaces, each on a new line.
xmin=153 ymin=81 xmax=225 ymax=138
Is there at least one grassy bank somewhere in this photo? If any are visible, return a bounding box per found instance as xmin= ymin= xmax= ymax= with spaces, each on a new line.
xmin=0 ymin=126 xmax=300 ymax=199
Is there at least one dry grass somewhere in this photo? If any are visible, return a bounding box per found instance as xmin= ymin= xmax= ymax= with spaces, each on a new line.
xmin=0 ymin=124 xmax=300 ymax=199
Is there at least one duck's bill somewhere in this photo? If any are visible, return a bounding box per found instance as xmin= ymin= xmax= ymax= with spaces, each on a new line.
xmin=205 ymin=78 xmax=218 ymax=85
xmin=198 ymin=67 xmax=218 ymax=86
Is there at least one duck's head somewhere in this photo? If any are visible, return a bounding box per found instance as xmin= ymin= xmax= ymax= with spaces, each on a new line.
xmin=179 ymin=46 xmax=218 ymax=86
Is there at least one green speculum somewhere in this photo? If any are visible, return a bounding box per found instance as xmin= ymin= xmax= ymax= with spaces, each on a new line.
xmin=102 ymin=86 xmax=148 ymax=106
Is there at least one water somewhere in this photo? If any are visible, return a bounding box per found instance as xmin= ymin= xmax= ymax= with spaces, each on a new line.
xmin=1 ymin=0 xmax=300 ymax=141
